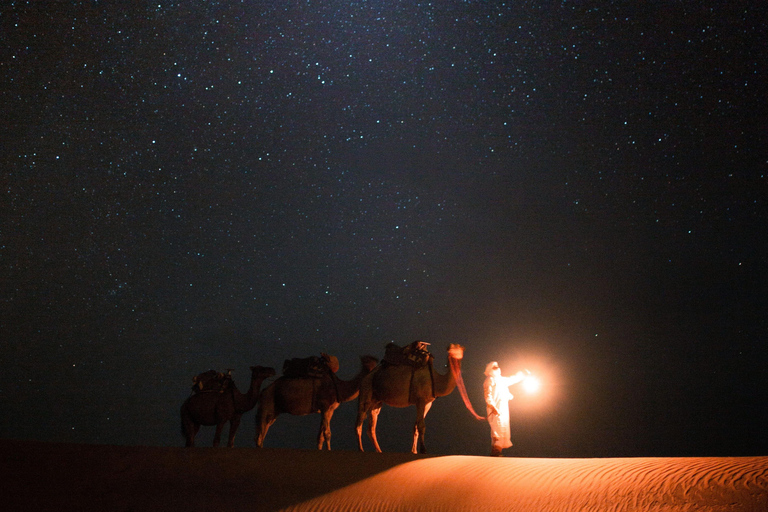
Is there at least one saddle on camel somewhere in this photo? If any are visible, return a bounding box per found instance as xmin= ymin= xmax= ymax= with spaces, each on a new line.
xmin=282 ymin=353 xmax=340 ymax=378
xmin=191 ymin=369 xmax=234 ymax=393
xmin=382 ymin=340 xmax=433 ymax=368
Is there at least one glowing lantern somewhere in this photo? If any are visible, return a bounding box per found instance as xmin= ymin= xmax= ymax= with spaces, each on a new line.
xmin=522 ymin=374 xmax=541 ymax=394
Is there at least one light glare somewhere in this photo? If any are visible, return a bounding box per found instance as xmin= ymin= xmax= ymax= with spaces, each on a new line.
xmin=523 ymin=375 xmax=541 ymax=394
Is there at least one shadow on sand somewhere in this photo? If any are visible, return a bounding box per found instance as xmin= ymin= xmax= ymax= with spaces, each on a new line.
xmin=1 ymin=439 xmax=432 ymax=512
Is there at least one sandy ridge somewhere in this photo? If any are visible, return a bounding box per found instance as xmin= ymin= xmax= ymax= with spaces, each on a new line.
xmin=283 ymin=455 xmax=768 ymax=512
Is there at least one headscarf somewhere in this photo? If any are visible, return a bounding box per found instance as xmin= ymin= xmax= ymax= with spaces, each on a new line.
xmin=485 ymin=361 xmax=500 ymax=377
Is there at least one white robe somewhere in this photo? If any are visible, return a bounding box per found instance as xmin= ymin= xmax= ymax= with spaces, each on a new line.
xmin=484 ymin=373 xmax=524 ymax=449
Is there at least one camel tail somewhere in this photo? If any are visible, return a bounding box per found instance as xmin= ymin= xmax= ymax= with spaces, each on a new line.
xmin=449 ymin=357 xmax=485 ymax=421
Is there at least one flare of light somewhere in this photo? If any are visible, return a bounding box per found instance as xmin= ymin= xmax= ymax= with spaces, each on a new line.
xmin=522 ymin=375 xmax=541 ymax=394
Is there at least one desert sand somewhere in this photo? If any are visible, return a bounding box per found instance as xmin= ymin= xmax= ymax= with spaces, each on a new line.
xmin=2 ymin=439 xmax=766 ymax=512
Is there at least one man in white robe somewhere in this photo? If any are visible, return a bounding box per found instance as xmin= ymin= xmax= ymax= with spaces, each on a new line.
xmin=483 ymin=361 xmax=525 ymax=456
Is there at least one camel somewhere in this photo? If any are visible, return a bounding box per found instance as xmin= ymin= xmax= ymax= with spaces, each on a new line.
xmin=255 ymin=355 xmax=379 ymax=450
xmin=356 ymin=343 xmax=471 ymax=454
xmin=181 ymin=365 xmax=275 ymax=447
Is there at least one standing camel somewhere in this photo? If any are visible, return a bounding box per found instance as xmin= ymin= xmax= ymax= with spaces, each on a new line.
xmin=255 ymin=355 xmax=378 ymax=450
xmin=356 ymin=343 xmax=470 ymax=454
xmin=181 ymin=365 xmax=275 ymax=447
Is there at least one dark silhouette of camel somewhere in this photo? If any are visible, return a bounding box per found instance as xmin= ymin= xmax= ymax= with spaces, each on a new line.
xmin=255 ymin=355 xmax=378 ymax=450
xmin=181 ymin=365 xmax=275 ymax=447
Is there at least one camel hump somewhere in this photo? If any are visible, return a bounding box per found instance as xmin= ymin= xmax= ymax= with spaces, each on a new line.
xmin=191 ymin=369 xmax=232 ymax=393
xmin=382 ymin=340 xmax=432 ymax=368
xmin=282 ymin=354 xmax=337 ymax=378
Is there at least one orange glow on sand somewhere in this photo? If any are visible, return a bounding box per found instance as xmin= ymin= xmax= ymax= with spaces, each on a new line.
xmin=5 ymin=438 xmax=768 ymax=511
xmin=286 ymin=455 xmax=768 ymax=512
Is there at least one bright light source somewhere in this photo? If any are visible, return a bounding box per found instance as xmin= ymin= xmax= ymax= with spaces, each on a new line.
xmin=522 ymin=375 xmax=541 ymax=394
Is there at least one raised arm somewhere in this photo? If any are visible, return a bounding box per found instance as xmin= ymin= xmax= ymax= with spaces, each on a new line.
xmin=505 ymin=371 xmax=526 ymax=387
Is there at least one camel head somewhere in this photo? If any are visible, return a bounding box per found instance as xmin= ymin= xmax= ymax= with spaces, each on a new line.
xmin=447 ymin=343 xmax=465 ymax=361
xmin=250 ymin=366 xmax=277 ymax=379
xmin=360 ymin=355 xmax=379 ymax=372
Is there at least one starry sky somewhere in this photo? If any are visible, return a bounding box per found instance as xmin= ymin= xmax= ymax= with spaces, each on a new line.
xmin=2 ymin=2 xmax=766 ymax=457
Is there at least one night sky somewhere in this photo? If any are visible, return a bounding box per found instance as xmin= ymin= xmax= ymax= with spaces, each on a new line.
xmin=2 ymin=2 xmax=766 ymax=457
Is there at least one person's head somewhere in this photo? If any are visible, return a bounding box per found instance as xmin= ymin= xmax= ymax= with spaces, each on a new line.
xmin=485 ymin=361 xmax=501 ymax=376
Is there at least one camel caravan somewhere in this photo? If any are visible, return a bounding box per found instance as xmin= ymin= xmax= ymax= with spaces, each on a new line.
xmin=181 ymin=341 xmax=479 ymax=453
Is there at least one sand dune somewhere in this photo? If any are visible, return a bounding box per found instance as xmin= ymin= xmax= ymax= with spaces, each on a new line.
xmin=2 ymin=439 xmax=766 ymax=512
xmin=285 ymin=455 xmax=768 ymax=512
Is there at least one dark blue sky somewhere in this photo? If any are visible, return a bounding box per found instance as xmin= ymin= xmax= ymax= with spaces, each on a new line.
xmin=2 ymin=2 xmax=766 ymax=456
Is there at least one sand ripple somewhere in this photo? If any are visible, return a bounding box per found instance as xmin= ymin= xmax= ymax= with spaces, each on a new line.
xmin=283 ymin=456 xmax=768 ymax=512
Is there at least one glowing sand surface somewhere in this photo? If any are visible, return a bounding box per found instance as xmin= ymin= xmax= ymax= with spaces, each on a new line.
xmin=285 ymin=455 xmax=768 ymax=512
xmin=2 ymin=440 xmax=766 ymax=511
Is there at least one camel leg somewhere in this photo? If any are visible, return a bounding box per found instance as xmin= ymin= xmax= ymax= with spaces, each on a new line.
xmin=368 ymin=406 xmax=383 ymax=453
xmin=181 ymin=406 xmax=196 ymax=447
xmin=213 ymin=421 xmax=226 ymax=447
xmin=188 ymin=424 xmax=200 ymax=447
xmin=317 ymin=405 xmax=337 ymax=450
xmin=181 ymin=417 xmax=194 ymax=447
xmin=412 ymin=401 xmax=432 ymax=454
xmin=356 ymin=393 xmax=376 ymax=451
xmin=183 ymin=422 xmax=197 ymax=448
xmin=355 ymin=407 xmax=368 ymax=451
xmin=254 ymin=387 xmax=276 ymax=448
xmin=228 ymin=414 xmax=242 ymax=448
xmin=255 ymin=410 xmax=277 ymax=448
